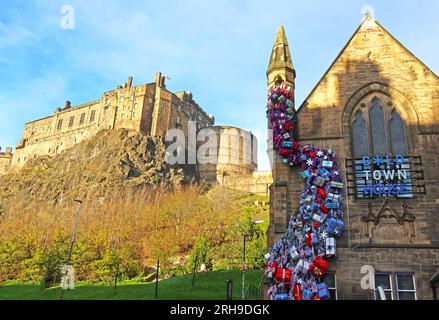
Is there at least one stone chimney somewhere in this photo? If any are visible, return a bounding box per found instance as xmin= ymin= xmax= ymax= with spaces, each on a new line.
xmin=127 ymin=76 xmax=133 ymax=88
xmin=5 ymin=147 xmax=12 ymax=156
xmin=154 ymin=72 xmax=166 ymax=88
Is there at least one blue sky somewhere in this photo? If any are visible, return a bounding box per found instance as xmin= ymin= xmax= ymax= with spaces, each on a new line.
xmin=0 ymin=0 xmax=438 ymax=170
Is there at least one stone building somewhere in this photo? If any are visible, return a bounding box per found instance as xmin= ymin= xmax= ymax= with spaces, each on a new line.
xmin=0 ymin=147 xmax=13 ymax=176
xmin=5 ymin=72 xmax=214 ymax=171
xmin=198 ymin=125 xmax=257 ymax=179
xmin=2 ymin=72 xmax=271 ymax=193
xmin=197 ymin=125 xmax=272 ymax=196
xmin=267 ymin=16 xmax=439 ymax=299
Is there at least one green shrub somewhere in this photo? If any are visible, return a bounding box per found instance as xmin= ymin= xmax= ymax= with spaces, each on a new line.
xmin=0 ymin=239 xmax=27 ymax=282
xmin=92 ymin=246 xmax=140 ymax=283
xmin=187 ymin=237 xmax=213 ymax=273
xmin=41 ymin=235 xmax=70 ymax=287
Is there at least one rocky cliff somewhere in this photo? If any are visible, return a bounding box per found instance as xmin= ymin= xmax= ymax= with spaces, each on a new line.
xmin=0 ymin=129 xmax=196 ymax=206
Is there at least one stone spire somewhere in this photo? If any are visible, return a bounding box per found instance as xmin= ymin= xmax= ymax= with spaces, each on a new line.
xmin=266 ymin=25 xmax=295 ymax=88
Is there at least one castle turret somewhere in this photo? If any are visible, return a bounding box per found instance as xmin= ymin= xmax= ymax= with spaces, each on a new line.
xmin=266 ymin=25 xmax=295 ymax=89
xmin=154 ymin=72 xmax=166 ymax=88
xmin=0 ymin=146 xmax=13 ymax=175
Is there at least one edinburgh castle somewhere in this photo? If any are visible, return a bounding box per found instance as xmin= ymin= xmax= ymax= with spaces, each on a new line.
xmin=0 ymin=72 xmax=272 ymax=194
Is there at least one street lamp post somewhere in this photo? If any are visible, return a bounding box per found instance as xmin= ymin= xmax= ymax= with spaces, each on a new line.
xmin=155 ymin=259 xmax=160 ymax=299
xmin=60 ymin=199 xmax=83 ymax=300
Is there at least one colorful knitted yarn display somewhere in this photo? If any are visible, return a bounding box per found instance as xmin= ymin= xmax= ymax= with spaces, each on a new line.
xmin=265 ymin=83 xmax=344 ymax=300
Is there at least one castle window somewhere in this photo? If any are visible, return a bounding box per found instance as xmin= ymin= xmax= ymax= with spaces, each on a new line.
xmin=57 ymin=119 xmax=63 ymax=131
xmin=119 ymin=96 xmax=124 ymax=103
xmin=90 ymin=110 xmax=96 ymax=123
xmin=79 ymin=113 xmax=86 ymax=125
xmin=68 ymin=116 xmax=75 ymax=128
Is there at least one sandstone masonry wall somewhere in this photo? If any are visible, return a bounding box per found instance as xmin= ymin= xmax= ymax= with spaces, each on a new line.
xmin=268 ymin=18 xmax=439 ymax=299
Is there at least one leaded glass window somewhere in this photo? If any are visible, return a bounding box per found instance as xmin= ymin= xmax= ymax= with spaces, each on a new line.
xmin=352 ymin=111 xmax=369 ymax=157
xmin=390 ymin=110 xmax=408 ymax=155
xmin=370 ymin=98 xmax=389 ymax=155
xmin=351 ymin=94 xmax=412 ymax=198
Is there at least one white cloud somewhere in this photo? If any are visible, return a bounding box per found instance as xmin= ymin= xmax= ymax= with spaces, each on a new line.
xmin=0 ymin=22 xmax=37 ymax=49
xmin=0 ymin=73 xmax=67 ymax=147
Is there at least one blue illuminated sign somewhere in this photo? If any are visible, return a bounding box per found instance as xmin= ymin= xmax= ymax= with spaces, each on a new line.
xmin=358 ymin=154 xmax=412 ymax=197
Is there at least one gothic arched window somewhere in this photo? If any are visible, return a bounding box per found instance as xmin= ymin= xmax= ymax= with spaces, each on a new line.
xmin=352 ymin=111 xmax=369 ymax=157
xmin=389 ymin=110 xmax=408 ymax=155
xmin=350 ymin=93 xmax=412 ymax=198
xmin=275 ymin=76 xmax=284 ymax=86
xmin=369 ymin=98 xmax=389 ymax=155
xmin=350 ymin=94 xmax=409 ymax=158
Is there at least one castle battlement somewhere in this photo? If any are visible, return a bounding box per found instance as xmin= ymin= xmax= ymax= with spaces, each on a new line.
xmin=0 ymin=147 xmax=13 ymax=157
xmin=0 ymin=147 xmax=13 ymax=175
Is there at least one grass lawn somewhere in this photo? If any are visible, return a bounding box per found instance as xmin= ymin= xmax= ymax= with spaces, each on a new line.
xmin=0 ymin=270 xmax=264 ymax=300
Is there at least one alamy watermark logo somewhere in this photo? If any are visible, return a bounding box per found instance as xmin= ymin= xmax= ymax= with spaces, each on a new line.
xmin=60 ymin=265 xmax=75 ymax=290
xmin=361 ymin=4 xmax=376 ymax=31
xmin=361 ymin=5 xmax=376 ymax=20
xmin=60 ymin=5 xmax=76 ymax=30
xmin=360 ymin=264 xmax=375 ymax=290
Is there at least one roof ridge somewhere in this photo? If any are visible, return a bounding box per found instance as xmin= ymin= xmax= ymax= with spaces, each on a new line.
xmin=297 ymin=18 xmax=439 ymax=113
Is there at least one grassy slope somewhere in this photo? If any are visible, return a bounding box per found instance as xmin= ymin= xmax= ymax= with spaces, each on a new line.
xmin=0 ymin=270 xmax=264 ymax=300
